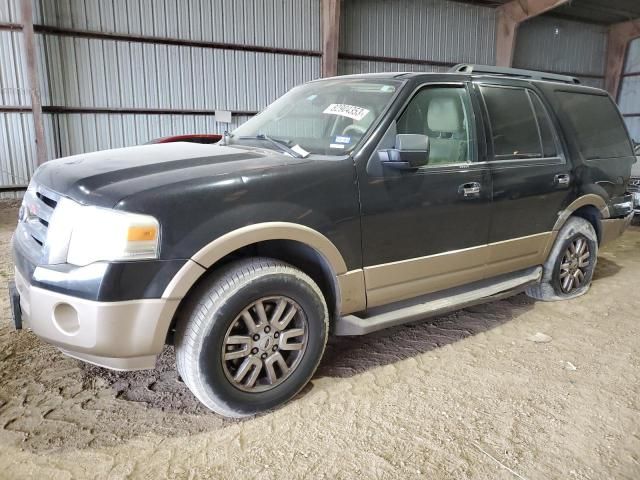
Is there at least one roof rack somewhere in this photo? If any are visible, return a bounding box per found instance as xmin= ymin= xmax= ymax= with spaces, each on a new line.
xmin=450 ymin=64 xmax=580 ymax=85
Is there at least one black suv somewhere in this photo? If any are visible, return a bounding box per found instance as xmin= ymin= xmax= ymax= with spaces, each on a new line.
xmin=10 ymin=65 xmax=635 ymax=417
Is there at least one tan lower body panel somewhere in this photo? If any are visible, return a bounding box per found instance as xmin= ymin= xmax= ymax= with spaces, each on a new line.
xmin=16 ymin=267 xmax=179 ymax=370
xmin=363 ymin=232 xmax=555 ymax=309
xmin=484 ymin=232 xmax=554 ymax=278
xmin=337 ymin=269 xmax=367 ymax=314
xmin=600 ymin=213 xmax=633 ymax=246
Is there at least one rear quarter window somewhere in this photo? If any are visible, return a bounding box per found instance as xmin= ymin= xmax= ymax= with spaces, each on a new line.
xmin=556 ymin=91 xmax=632 ymax=160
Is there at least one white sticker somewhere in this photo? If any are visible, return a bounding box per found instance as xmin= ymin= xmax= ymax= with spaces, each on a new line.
xmin=323 ymin=103 xmax=370 ymax=121
xmin=215 ymin=110 xmax=232 ymax=123
xmin=334 ymin=135 xmax=351 ymax=144
xmin=291 ymin=144 xmax=310 ymax=157
xmin=329 ymin=143 xmax=345 ymax=149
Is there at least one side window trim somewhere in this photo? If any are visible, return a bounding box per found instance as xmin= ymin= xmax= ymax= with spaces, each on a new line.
xmin=476 ymin=82 xmax=565 ymax=164
xmin=525 ymin=90 xmax=544 ymax=156
xmin=527 ymin=89 xmax=565 ymax=160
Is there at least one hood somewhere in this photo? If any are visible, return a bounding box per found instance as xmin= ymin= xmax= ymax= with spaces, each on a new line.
xmin=33 ymin=142 xmax=310 ymax=207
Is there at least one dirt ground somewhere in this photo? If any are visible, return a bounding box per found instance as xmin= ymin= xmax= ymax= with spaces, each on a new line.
xmin=0 ymin=202 xmax=638 ymax=479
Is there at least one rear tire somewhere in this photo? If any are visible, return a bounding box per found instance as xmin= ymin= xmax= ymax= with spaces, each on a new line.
xmin=526 ymin=216 xmax=598 ymax=301
xmin=175 ymin=257 xmax=329 ymax=417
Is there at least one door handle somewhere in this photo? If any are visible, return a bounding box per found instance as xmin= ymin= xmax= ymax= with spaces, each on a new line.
xmin=459 ymin=182 xmax=481 ymax=198
xmin=554 ymin=174 xmax=570 ymax=186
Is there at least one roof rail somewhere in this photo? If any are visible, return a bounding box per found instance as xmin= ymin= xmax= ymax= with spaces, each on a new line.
xmin=450 ymin=64 xmax=580 ymax=85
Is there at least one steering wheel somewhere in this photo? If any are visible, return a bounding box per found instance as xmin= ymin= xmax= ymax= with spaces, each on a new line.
xmin=342 ymin=124 xmax=367 ymax=136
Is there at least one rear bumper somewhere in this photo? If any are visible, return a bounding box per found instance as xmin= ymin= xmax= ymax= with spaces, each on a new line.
xmin=600 ymin=212 xmax=634 ymax=246
xmin=14 ymin=267 xmax=179 ymax=370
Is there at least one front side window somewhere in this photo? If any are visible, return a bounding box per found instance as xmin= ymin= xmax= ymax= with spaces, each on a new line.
xmin=230 ymin=79 xmax=402 ymax=155
xmin=392 ymin=85 xmax=474 ymax=166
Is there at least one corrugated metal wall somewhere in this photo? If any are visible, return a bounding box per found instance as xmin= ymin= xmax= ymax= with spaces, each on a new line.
xmin=37 ymin=36 xmax=319 ymax=111
xmin=618 ymin=37 xmax=640 ymax=142
xmin=0 ymin=0 xmax=37 ymax=195
xmin=513 ymin=16 xmax=607 ymax=88
xmin=338 ymin=0 xmax=496 ymax=75
xmin=33 ymin=0 xmax=321 ymax=160
xmin=0 ymin=0 xmax=21 ymax=23
xmin=34 ymin=0 xmax=320 ymax=51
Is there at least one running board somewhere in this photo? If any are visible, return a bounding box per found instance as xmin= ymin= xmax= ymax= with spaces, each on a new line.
xmin=334 ymin=266 xmax=542 ymax=336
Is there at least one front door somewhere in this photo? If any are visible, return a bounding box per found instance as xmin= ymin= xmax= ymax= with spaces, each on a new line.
xmin=357 ymin=83 xmax=493 ymax=308
xmin=473 ymin=82 xmax=572 ymax=278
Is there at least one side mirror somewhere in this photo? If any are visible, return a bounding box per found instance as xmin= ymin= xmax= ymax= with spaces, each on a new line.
xmin=378 ymin=134 xmax=430 ymax=170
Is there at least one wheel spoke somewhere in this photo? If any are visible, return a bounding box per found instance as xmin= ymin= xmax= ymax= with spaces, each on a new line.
xmin=560 ymin=269 xmax=569 ymax=279
xmin=234 ymin=356 xmax=261 ymax=383
xmin=264 ymin=352 xmax=289 ymax=384
xmin=269 ymin=298 xmax=287 ymax=326
xmin=255 ymin=300 xmax=268 ymax=327
xmin=275 ymin=305 xmax=297 ymax=331
xmin=245 ymin=361 xmax=263 ymax=388
xmin=577 ymin=239 xmax=587 ymax=255
xmin=562 ymin=275 xmax=573 ymax=292
xmin=579 ymin=252 xmax=590 ymax=267
xmin=224 ymin=336 xmax=252 ymax=360
xmin=574 ymin=269 xmax=584 ymax=286
xmin=279 ymin=328 xmax=305 ymax=351
xmin=226 ymin=335 xmax=251 ymax=345
xmin=241 ymin=310 xmax=258 ymax=334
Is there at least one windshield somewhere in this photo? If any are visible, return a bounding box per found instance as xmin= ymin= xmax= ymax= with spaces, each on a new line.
xmin=229 ymin=78 xmax=403 ymax=155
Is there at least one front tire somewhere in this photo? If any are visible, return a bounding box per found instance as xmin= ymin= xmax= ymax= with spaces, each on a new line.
xmin=526 ymin=216 xmax=598 ymax=301
xmin=175 ymin=258 xmax=329 ymax=417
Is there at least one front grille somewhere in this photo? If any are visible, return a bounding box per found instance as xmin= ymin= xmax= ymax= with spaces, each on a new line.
xmin=19 ymin=184 xmax=60 ymax=256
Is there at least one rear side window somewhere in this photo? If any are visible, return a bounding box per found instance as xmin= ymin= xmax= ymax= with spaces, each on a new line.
xmin=556 ymin=91 xmax=632 ymax=159
xmin=480 ymin=85 xmax=541 ymax=159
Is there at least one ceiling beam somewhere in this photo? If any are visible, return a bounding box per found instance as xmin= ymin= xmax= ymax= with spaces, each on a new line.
xmin=496 ymin=0 xmax=570 ymax=67
xmin=605 ymin=19 xmax=640 ymax=101
xmin=321 ymin=0 xmax=341 ymax=77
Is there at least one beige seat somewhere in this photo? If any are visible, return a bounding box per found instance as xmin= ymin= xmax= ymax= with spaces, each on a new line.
xmin=426 ymin=96 xmax=467 ymax=165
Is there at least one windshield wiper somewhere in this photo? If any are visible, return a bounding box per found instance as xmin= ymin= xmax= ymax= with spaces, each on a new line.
xmin=236 ymin=133 xmax=303 ymax=158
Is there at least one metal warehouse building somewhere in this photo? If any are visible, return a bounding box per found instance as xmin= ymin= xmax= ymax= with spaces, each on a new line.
xmin=1 ymin=0 xmax=640 ymax=192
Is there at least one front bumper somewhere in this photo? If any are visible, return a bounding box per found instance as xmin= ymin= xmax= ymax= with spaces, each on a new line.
xmin=14 ymin=267 xmax=179 ymax=370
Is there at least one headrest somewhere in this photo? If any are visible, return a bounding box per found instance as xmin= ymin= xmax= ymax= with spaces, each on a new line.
xmin=427 ymin=97 xmax=462 ymax=133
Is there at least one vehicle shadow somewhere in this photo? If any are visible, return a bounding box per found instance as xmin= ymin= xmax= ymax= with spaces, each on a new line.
xmin=316 ymin=293 xmax=535 ymax=379
xmin=592 ymin=256 xmax=622 ymax=281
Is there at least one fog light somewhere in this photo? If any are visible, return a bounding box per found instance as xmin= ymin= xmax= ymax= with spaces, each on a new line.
xmin=52 ymin=303 xmax=80 ymax=335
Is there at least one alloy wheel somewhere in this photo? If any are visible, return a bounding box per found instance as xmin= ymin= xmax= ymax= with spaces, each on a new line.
xmin=221 ymin=296 xmax=308 ymax=393
xmin=559 ymin=236 xmax=591 ymax=293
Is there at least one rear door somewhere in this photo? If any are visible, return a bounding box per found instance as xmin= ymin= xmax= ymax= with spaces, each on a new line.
xmin=474 ymin=82 xmax=572 ymax=277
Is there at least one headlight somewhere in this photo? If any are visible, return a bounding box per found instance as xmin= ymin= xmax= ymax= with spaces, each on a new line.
xmin=48 ymin=198 xmax=160 ymax=266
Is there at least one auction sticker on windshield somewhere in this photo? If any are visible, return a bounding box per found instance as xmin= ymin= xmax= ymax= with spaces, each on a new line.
xmin=323 ymin=104 xmax=370 ymax=121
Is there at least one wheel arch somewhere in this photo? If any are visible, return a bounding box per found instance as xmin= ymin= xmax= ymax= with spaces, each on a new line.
xmin=553 ymin=194 xmax=607 ymax=245
xmin=162 ymin=223 xmax=365 ymax=342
